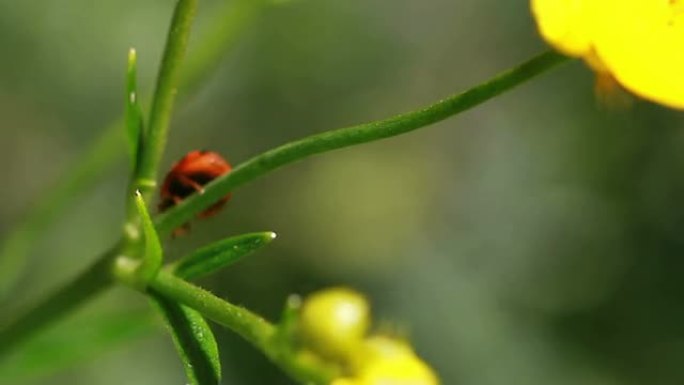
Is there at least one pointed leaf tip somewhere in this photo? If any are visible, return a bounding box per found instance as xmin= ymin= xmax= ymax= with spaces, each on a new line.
xmin=134 ymin=193 xmax=163 ymax=284
xmin=172 ymin=231 xmax=277 ymax=280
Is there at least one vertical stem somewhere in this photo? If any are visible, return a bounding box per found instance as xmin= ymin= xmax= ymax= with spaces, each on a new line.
xmin=123 ymin=0 xmax=200 ymax=243
xmin=134 ymin=0 xmax=199 ymax=200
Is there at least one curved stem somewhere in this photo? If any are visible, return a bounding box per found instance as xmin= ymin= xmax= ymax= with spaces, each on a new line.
xmin=123 ymin=0 xmax=198 ymax=250
xmin=151 ymin=271 xmax=273 ymax=350
xmin=150 ymin=271 xmax=334 ymax=385
xmin=155 ymin=50 xmax=568 ymax=236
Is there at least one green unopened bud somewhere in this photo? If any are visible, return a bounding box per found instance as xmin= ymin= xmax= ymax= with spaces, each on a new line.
xmin=298 ymin=287 xmax=370 ymax=360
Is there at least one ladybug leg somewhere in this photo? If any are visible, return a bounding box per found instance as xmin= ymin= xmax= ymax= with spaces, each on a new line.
xmin=177 ymin=174 xmax=205 ymax=194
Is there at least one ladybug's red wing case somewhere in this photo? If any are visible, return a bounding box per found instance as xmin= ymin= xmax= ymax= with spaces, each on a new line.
xmin=168 ymin=150 xmax=231 ymax=176
xmin=159 ymin=150 xmax=232 ymax=235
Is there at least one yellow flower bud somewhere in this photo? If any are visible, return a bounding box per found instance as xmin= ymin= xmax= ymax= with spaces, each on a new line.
xmin=298 ymin=287 xmax=370 ymax=360
xmin=333 ymin=336 xmax=439 ymax=385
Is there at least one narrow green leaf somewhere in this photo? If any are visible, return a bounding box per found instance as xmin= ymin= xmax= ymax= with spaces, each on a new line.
xmin=150 ymin=292 xmax=221 ymax=385
xmin=125 ymin=48 xmax=144 ymax=170
xmin=171 ymin=232 xmax=277 ymax=280
xmin=154 ymin=51 xmax=569 ymax=237
xmin=0 ymin=310 xmax=157 ymax=383
xmin=134 ymin=191 xmax=163 ymax=283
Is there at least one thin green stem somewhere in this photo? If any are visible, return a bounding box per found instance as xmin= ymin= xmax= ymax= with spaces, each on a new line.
xmin=151 ymin=271 xmax=272 ymax=352
xmin=0 ymin=248 xmax=118 ymax=357
xmin=134 ymin=0 xmax=198 ymax=199
xmin=150 ymin=271 xmax=334 ymax=385
xmin=123 ymin=0 xmax=198 ymax=247
xmin=125 ymin=47 xmax=143 ymax=173
xmin=156 ymin=50 xmax=569 ymax=236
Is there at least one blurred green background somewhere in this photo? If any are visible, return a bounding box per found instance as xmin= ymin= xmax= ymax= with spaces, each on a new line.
xmin=2 ymin=0 xmax=684 ymax=384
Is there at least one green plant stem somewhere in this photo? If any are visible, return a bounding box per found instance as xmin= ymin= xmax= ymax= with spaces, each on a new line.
xmin=156 ymin=50 xmax=569 ymax=236
xmin=151 ymin=271 xmax=272 ymax=357
xmin=0 ymin=248 xmax=118 ymax=357
xmin=150 ymin=271 xmax=334 ymax=385
xmin=123 ymin=0 xmax=198 ymax=246
xmin=0 ymin=0 xmax=273 ymax=299
xmin=134 ymin=0 xmax=198 ymax=199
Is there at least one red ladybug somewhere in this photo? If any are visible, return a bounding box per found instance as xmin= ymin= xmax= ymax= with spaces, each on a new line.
xmin=159 ymin=150 xmax=232 ymax=235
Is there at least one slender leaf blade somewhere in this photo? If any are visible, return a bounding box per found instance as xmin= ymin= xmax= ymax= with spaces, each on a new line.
xmin=172 ymin=231 xmax=277 ymax=280
xmin=125 ymin=48 xmax=144 ymax=170
xmin=150 ymin=292 xmax=221 ymax=385
xmin=134 ymin=191 xmax=163 ymax=282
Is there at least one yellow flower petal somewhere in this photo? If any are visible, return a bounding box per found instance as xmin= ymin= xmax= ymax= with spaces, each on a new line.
xmin=531 ymin=0 xmax=684 ymax=109
xmin=343 ymin=336 xmax=439 ymax=385
xmin=530 ymin=0 xmax=596 ymax=57
xmin=593 ymin=0 xmax=684 ymax=108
